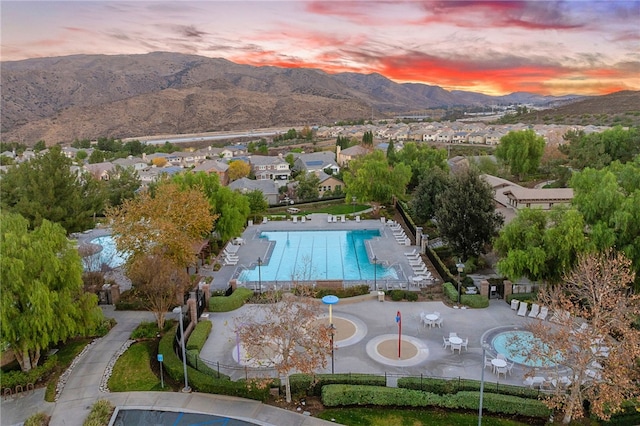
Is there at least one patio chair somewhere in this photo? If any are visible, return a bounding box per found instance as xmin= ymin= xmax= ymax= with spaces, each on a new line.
xmin=517 ymin=302 xmax=528 ymax=316
xmin=496 ymin=353 xmax=506 ymax=360
xmin=442 ymin=336 xmax=450 ymax=349
xmin=528 ymin=303 xmax=540 ymax=318
xmin=449 ymin=332 xmax=458 ymax=338
xmin=484 ymin=357 xmax=493 ymax=370
xmin=461 ymin=337 xmax=468 ymax=351
xmin=495 ymin=366 xmax=508 ymax=379
xmin=537 ymin=306 xmax=549 ymax=320
xmin=434 ymin=317 xmax=443 ymax=328
xmin=506 ymin=361 xmax=514 ymax=376
xmin=510 ymin=299 xmax=520 ymax=310
xmin=451 ymin=342 xmax=462 ymax=354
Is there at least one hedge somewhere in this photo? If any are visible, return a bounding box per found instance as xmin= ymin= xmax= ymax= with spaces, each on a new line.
xmin=460 ymin=294 xmax=489 ymax=308
xmin=0 ymin=355 xmax=58 ymax=390
xmin=398 ymin=376 xmax=540 ymax=399
xmin=321 ymin=385 xmax=551 ymax=419
xmin=313 ymin=285 xmax=370 ymax=299
xmin=289 ymin=373 xmax=387 ymax=397
xmin=186 ymin=321 xmax=212 ymax=351
xmin=158 ymin=325 xmax=269 ymax=401
xmin=209 ymin=287 xmax=253 ymax=312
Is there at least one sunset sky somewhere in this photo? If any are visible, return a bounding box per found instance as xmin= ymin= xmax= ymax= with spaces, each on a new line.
xmin=2 ymin=1 xmax=639 ymax=96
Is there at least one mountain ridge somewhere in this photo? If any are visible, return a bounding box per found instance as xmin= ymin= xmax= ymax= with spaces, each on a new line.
xmin=1 ymin=52 xmax=631 ymax=145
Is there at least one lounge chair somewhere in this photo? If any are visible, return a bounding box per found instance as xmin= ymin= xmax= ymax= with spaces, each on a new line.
xmin=409 ymin=259 xmax=425 ymax=266
xmin=327 ymin=215 xmax=332 ymax=223
xmin=404 ymin=249 xmax=417 ymax=256
xmin=355 ymin=215 xmax=360 ymax=223
xmin=292 ymin=216 xmax=298 ymax=223
xmin=510 ymin=299 xmax=520 ymax=310
xmin=301 ymin=216 xmax=306 ymax=223
xmin=341 ymin=215 xmax=346 ymax=223
xmin=537 ymin=306 xmax=549 ymax=320
xmin=528 ymin=303 xmax=540 ymax=318
xmin=224 ymin=258 xmax=238 ymax=266
xmin=572 ymin=322 xmax=590 ymax=335
xmin=517 ymin=302 xmax=528 ymax=316
xmin=405 ymin=252 xmax=421 ymax=259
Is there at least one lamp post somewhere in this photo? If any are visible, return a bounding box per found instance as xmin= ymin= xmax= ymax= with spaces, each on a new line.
xmin=373 ymin=256 xmax=378 ymax=290
xmin=352 ymin=196 xmax=356 ymax=215
xmin=257 ymin=256 xmax=263 ymax=295
xmin=456 ymin=259 xmax=465 ymax=305
xmin=172 ymin=306 xmax=191 ymax=393
xmin=395 ymin=311 xmax=402 ymax=358
xmin=479 ymin=344 xmax=489 ymax=426
xmin=321 ymin=295 xmax=339 ymax=374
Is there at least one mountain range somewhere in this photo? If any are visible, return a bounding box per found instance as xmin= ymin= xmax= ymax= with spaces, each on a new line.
xmin=0 ymin=52 xmax=627 ymax=145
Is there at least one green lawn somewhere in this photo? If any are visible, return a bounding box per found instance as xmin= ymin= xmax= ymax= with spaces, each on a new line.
xmin=108 ymin=340 xmax=169 ymax=392
xmin=318 ymin=407 xmax=535 ymax=426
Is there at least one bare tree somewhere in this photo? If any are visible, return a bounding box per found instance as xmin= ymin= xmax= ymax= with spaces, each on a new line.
xmin=523 ymin=250 xmax=640 ymax=424
xmin=127 ymin=254 xmax=189 ymax=329
xmin=235 ymin=287 xmax=331 ymax=403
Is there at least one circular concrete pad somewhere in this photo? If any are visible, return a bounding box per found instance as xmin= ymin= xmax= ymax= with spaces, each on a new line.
xmin=366 ymin=334 xmax=430 ymax=367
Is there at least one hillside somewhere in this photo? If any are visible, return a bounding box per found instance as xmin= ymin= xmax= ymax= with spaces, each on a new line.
xmin=2 ymin=52 xmax=636 ymax=145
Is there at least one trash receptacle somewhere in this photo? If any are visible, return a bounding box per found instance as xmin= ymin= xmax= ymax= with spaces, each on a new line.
xmin=378 ymin=291 xmax=385 ymax=302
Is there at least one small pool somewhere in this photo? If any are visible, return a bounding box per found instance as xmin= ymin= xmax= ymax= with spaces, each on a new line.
xmin=238 ymin=230 xmax=398 ymax=282
xmin=492 ymin=330 xmax=561 ymax=367
xmin=85 ymin=235 xmax=127 ymax=270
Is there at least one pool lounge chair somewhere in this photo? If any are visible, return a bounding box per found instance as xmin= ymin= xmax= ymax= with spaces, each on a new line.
xmin=355 ymin=215 xmax=360 ymax=223
xmin=301 ymin=216 xmax=306 ymax=223
xmin=517 ymin=302 xmax=528 ymax=316
xmin=537 ymin=306 xmax=549 ymax=320
xmin=404 ymin=249 xmax=417 ymax=256
xmin=528 ymin=303 xmax=540 ymax=318
xmin=292 ymin=216 xmax=298 ymax=223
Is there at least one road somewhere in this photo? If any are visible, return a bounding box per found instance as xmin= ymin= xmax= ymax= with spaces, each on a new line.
xmin=124 ymin=127 xmax=297 ymax=145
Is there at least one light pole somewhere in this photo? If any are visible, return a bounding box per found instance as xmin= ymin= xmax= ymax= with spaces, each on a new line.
xmin=395 ymin=311 xmax=402 ymax=358
xmin=479 ymin=344 xmax=489 ymax=426
xmin=352 ymin=196 xmax=356 ymax=215
xmin=321 ymin=295 xmax=339 ymax=374
xmin=172 ymin=306 xmax=191 ymax=393
xmin=257 ymin=256 xmax=263 ymax=295
xmin=373 ymin=256 xmax=378 ymax=291
xmin=456 ymin=259 xmax=465 ymax=305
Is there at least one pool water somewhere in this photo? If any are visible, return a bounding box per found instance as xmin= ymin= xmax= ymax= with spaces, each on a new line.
xmin=238 ymin=230 xmax=398 ymax=282
xmin=85 ymin=235 xmax=127 ymax=270
xmin=492 ymin=331 xmax=561 ymax=367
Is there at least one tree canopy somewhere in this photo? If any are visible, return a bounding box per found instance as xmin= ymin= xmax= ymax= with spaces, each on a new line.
xmin=227 ymin=160 xmax=251 ymax=182
xmin=171 ymin=172 xmax=249 ymax=241
xmin=295 ymin=172 xmax=320 ymax=201
xmin=526 ymin=251 xmax=639 ymax=424
xmin=343 ymin=150 xmax=411 ymax=207
xmin=494 ymin=207 xmax=588 ymax=283
xmin=560 ymin=126 xmax=640 ymax=170
xmin=392 ymin=142 xmax=448 ymax=189
xmin=106 ymin=165 xmax=141 ymax=208
xmin=495 ymin=129 xmax=545 ymax=180
xmin=106 ymin=181 xmax=216 ymax=270
xmin=434 ymin=168 xmax=503 ymax=260
xmin=0 ymin=145 xmax=105 ymax=234
xmin=410 ymin=167 xmax=450 ymax=224
xmin=1 ymin=213 xmax=103 ymax=371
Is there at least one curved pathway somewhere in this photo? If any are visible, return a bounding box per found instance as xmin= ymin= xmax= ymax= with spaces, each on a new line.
xmin=2 ymin=306 xmax=334 ymax=426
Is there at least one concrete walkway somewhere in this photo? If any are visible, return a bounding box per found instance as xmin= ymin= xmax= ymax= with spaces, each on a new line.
xmin=1 ymin=307 xmax=335 ymax=426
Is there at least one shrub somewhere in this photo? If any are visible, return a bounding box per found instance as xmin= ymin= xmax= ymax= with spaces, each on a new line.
xmin=24 ymin=412 xmax=49 ymax=426
xmin=460 ymin=294 xmax=489 ymax=308
xmin=158 ymin=325 xmax=266 ymax=400
xmin=114 ymin=289 xmax=146 ymax=311
xmin=442 ymin=282 xmax=458 ymax=303
xmin=314 ymin=285 xmax=370 ymax=299
xmin=398 ymin=377 xmax=540 ymax=399
xmin=131 ymin=321 xmax=162 ymax=339
xmin=91 ymin=317 xmax=117 ymax=337
xmin=405 ymin=291 xmax=418 ymax=302
xmin=321 ymin=385 xmax=550 ymax=419
xmin=0 ymin=355 xmax=58 ymax=390
xmin=290 ymin=373 xmax=387 ymax=397
xmin=186 ymin=321 xmax=212 ymax=351
xmin=83 ymin=399 xmax=114 ymax=426
xmin=390 ymin=290 xmax=404 ymax=301
xmin=209 ymin=287 xmax=253 ymax=312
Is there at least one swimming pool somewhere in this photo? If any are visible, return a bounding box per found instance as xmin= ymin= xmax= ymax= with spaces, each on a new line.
xmin=492 ymin=330 xmax=562 ymax=367
xmin=85 ymin=235 xmax=127 ymax=270
xmin=238 ymin=230 xmax=398 ymax=282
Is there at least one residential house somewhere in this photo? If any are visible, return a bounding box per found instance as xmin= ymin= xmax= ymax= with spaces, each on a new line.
xmin=112 ymin=156 xmax=148 ymax=172
xmin=249 ymin=155 xmax=291 ymax=182
xmin=191 ymin=159 xmax=230 ymax=186
xmin=336 ymin=144 xmax=370 ymax=167
xmin=138 ymin=166 xmax=183 ymax=186
xmin=228 ymin=177 xmax=280 ymax=205
xmin=503 ymin=187 xmax=574 ymax=210
xmin=315 ymin=171 xmax=344 ymax=197
xmin=84 ymin=162 xmax=114 ymax=180
xmin=467 ymin=132 xmax=486 ymax=144
xmin=293 ymin=151 xmax=339 ymax=175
